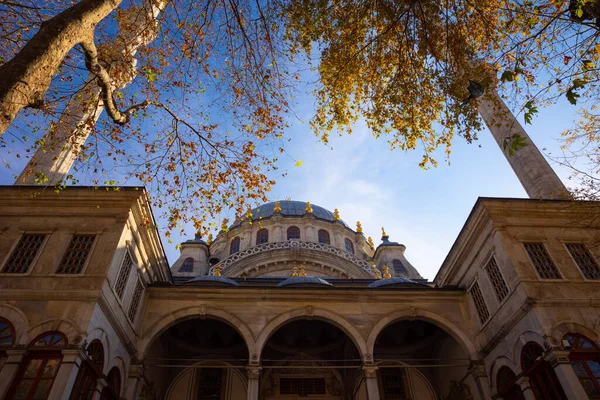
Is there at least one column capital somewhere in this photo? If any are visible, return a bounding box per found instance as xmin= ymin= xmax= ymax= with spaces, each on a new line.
xmin=516 ymin=375 xmax=531 ymax=388
xmin=128 ymin=362 xmax=146 ymax=378
xmin=246 ymin=365 xmax=262 ymax=380
xmin=362 ymin=365 xmax=378 ymax=378
xmin=544 ymin=349 xmax=571 ymax=366
xmin=61 ymin=348 xmax=86 ymax=363
xmin=5 ymin=348 xmax=28 ymax=362
xmin=468 ymin=360 xmax=487 ymax=378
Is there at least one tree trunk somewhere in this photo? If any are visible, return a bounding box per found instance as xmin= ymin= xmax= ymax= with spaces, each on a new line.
xmin=0 ymin=0 xmax=122 ymax=136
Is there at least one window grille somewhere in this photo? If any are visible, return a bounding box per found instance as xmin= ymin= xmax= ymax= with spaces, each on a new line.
xmin=392 ymin=259 xmax=407 ymax=275
xmin=196 ymin=368 xmax=222 ymax=399
xmin=56 ymin=234 xmax=96 ymax=274
xmin=2 ymin=234 xmax=46 ymax=273
xmin=279 ymin=378 xmax=326 ymax=395
xmin=470 ymin=281 xmax=490 ymax=324
xmin=128 ymin=279 xmax=144 ymax=322
xmin=486 ymin=256 xmax=509 ymax=302
xmin=287 ymin=226 xmax=301 ymax=240
xmin=566 ymin=243 xmax=600 ymax=280
xmin=114 ymin=253 xmax=134 ymax=299
xmin=379 ymin=368 xmax=408 ymax=399
xmin=524 ymin=243 xmax=561 ymax=279
xmin=318 ymin=229 xmax=330 ymax=244
xmin=230 ymin=237 xmax=240 ymax=254
xmin=256 ymin=228 xmax=269 ymax=245
xmin=179 ymin=257 xmax=194 ymax=273
xmin=345 ymin=238 xmax=354 ymax=254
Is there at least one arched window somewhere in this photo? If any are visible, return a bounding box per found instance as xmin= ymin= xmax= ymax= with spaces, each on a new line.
xmin=256 ymin=228 xmax=269 ymax=245
xmin=318 ymin=230 xmax=330 ymax=245
xmin=101 ymin=367 xmax=122 ymax=400
xmin=563 ymin=333 xmax=600 ymax=398
xmin=70 ymin=340 xmax=104 ymax=400
xmin=287 ymin=226 xmax=301 ymax=240
xmin=179 ymin=257 xmax=194 ymax=273
xmin=345 ymin=238 xmax=354 ymax=254
xmin=7 ymin=331 xmax=67 ymax=399
xmin=230 ymin=237 xmax=241 ymax=254
xmin=392 ymin=259 xmax=407 ymax=276
xmin=521 ymin=342 xmax=567 ymax=400
xmin=496 ymin=366 xmax=526 ymax=400
xmin=0 ymin=317 xmax=15 ymax=347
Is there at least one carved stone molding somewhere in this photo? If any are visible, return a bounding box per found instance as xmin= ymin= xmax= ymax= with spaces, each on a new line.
xmin=247 ymin=365 xmax=262 ymax=380
xmin=362 ymin=365 xmax=378 ymax=378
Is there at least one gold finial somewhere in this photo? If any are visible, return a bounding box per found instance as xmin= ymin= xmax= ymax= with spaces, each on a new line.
xmin=274 ymin=201 xmax=281 ymax=213
xmin=374 ymin=269 xmax=382 ymax=279
xmin=333 ymin=208 xmax=340 ymax=221
xmin=221 ymin=218 xmax=229 ymax=231
xmin=305 ymin=202 xmax=313 ymax=214
xmin=213 ymin=265 xmax=222 ymax=276
xmin=207 ymin=233 xmax=213 ymax=245
xmin=368 ymin=236 xmax=375 ymax=248
xmin=245 ymin=209 xmax=253 ymax=220
xmin=291 ymin=267 xmax=299 ymax=277
xmin=382 ymin=266 xmax=391 ymax=279
xmin=299 ymin=265 xmax=307 ymax=277
xmin=381 ymin=227 xmax=387 ymax=237
xmin=356 ymin=221 xmax=363 ymax=233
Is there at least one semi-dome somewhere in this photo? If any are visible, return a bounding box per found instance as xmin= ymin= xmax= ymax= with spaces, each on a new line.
xmin=231 ymin=200 xmax=349 ymax=228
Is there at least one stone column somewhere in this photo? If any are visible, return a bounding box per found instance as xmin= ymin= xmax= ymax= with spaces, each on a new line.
xmin=363 ymin=365 xmax=380 ymax=400
xmin=124 ymin=362 xmax=146 ymax=400
xmin=469 ymin=360 xmax=492 ymax=400
xmin=92 ymin=377 xmax=108 ymax=400
xmin=516 ymin=376 xmax=537 ymax=400
xmin=246 ymin=365 xmax=261 ymax=400
xmin=48 ymin=348 xmax=86 ymax=400
xmin=0 ymin=348 xmax=27 ymax=398
xmin=545 ymin=349 xmax=589 ymax=399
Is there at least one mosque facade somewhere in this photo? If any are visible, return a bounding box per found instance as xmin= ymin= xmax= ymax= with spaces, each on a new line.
xmin=1 ymin=188 xmax=600 ymax=400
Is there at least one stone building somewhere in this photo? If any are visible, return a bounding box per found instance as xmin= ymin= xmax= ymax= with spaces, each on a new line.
xmin=1 ymin=189 xmax=600 ymax=400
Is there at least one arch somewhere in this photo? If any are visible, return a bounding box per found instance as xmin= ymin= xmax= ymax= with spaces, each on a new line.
xmin=392 ymin=259 xmax=406 ymax=275
xmin=179 ymin=257 xmax=194 ymax=273
xmin=29 ymin=331 xmax=68 ymax=347
xmin=551 ymin=321 xmax=599 ymax=345
xmin=489 ymin=356 xmax=518 ymax=389
xmin=27 ymin=318 xmax=82 ymax=346
xmin=255 ymin=308 xmax=368 ymax=361
xmin=0 ymin=317 xmax=15 ymax=347
xmin=166 ymin=360 xmax=248 ymax=399
xmin=287 ymin=226 xmax=301 ymax=240
xmin=511 ymin=330 xmax=545 ymax=371
xmin=344 ymin=238 xmax=354 ymax=254
xmin=0 ymin=303 xmax=29 ymax=345
xmin=230 ymin=237 xmax=241 ymax=254
xmin=256 ymin=228 xmax=269 ymax=245
xmin=103 ymin=366 xmax=122 ymax=399
xmin=318 ymin=229 xmax=330 ymax=245
xmin=87 ymin=340 xmax=105 ymax=372
xmin=105 ymin=356 xmax=126 ymax=396
xmin=139 ymin=306 xmax=256 ymax=358
xmin=366 ymin=308 xmax=478 ymax=359
xmin=496 ymin=366 xmax=526 ymax=400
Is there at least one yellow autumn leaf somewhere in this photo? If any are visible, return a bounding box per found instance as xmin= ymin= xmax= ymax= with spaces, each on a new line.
xmin=294 ymin=160 xmax=303 ymax=167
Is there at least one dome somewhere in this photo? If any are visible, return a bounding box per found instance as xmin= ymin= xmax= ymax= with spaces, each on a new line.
xmin=231 ymin=200 xmax=349 ymax=228
xmin=277 ymin=276 xmax=333 ymax=287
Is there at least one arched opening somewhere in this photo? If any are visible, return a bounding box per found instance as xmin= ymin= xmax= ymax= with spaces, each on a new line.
xmin=563 ymin=333 xmax=600 ymax=398
xmin=392 ymin=259 xmax=406 ymax=276
xmin=287 ymin=226 xmax=301 ymax=240
xmin=521 ymin=342 xmax=567 ymax=400
xmin=496 ymin=366 xmax=525 ymax=400
xmin=0 ymin=317 xmax=15 ymax=370
xmin=70 ymin=339 xmax=105 ymax=400
xmin=260 ymin=319 xmax=362 ymax=399
xmin=344 ymin=239 xmax=354 ymax=254
xmin=179 ymin=257 xmax=195 ymax=273
xmin=6 ymin=331 xmax=67 ymax=399
xmin=257 ymin=228 xmax=269 ymax=245
xmin=100 ymin=367 xmax=121 ymax=400
xmin=318 ymin=229 xmax=330 ymax=245
xmin=230 ymin=237 xmax=241 ymax=254
xmin=144 ymin=318 xmax=250 ymax=399
xmin=373 ymin=320 xmax=472 ymax=399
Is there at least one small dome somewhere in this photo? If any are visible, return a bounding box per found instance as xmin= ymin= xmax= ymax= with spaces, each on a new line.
xmin=184 ymin=275 xmax=239 ymax=286
xmin=368 ymin=277 xmax=422 ymax=288
xmin=232 ymin=200 xmax=349 ymax=228
xmin=377 ymin=235 xmax=403 ymax=248
xmin=277 ymin=276 xmax=333 ymax=287
xmin=182 ymin=233 xmax=207 ymax=246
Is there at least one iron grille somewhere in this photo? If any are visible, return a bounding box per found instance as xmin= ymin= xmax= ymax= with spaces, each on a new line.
xmin=523 ymin=243 xmax=561 ymax=279
xmin=486 ymin=256 xmax=509 ymax=302
xmin=566 ymin=243 xmax=600 ymax=280
xmin=470 ymin=281 xmax=490 ymax=324
xmin=128 ymin=279 xmax=144 ymax=321
xmin=56 ymin=234 xmax=96 ymax=274
xmin=196 ymin=368 xmax=222 ymax=399
xmin=380 ymin=368 xmax=408 ymax=399
xmin=114 ymin=252 xmax=134 ymax=299
xmin=279 ymin=377 xmax=326 ymax=395
xmin=2 ymin=234 xmax=46 ymax=273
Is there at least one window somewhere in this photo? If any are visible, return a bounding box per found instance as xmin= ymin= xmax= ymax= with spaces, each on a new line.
xmin=485 ymin=256 xmax=509 ymax=302
xmin=496 ymin=366 xmax=526 ymax=400
xmin=345 ymin=238 xmax=354 ymax=254
xmin=100 ymin=367 xmax=121 ymax=400
xmin=179 ymin=257 xmax=194 ymax=273
xmin=114 ymin=252 xmax=134 ymax=299
xmin=2 ymin=233 xmax=46 ymax=273
xmin=0 ymin=317 xmax=15 ymax=347
xmin=378 ymin=368 xmax=407 ymax=399
xmin=566 ymin=243 xmax=600 ymax=280
xmin=70 ymin=340 xmax=104 ymax=400
xmin=279 ymin=377 xmax=326 ymax=395
xmin=524 ymin=242 xmax=561 ymax=279
xmin=7 ymin=331 xmax=67 ymax=400
xmin=318 ymin=229 xmax=330 ymax=244
xmin=470 ymin=281 xmax=489 ymax=324
xmin=564 ymin=333 xmax=600 ymax=398
xmin=128 ymin=279 xmax=144 ymax=322
xmin=230 ymin=237 xmax=240 ymax=254
xmin=196 ymin=368 xmax=223 ymax=399
xmin=287 ymin=226 xmax=301 ymax=240
xmin=521 ymin=342 xmax=567 ymax=400
xmin=392 ymin=259 xmax=407 ymax=276
xmin=56 ymin=234 xmax=96 ymax=274
xmin=256 ymin=228 xmax=269 ymax=245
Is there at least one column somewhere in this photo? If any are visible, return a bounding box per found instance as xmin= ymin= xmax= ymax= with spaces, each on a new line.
xmin=545 ymin=349 xmax=590 ymax=399
xmin=363 ymin=365 xmax=380 ymax=400
xmin=0 ymin=348 xmax=27 ymax=398
xmin=92 ymin=377 xmax=108 ymax=400
xmin=516 ymin=376 xmax=537 ymax=400
xmin=469 ymin=360 xmax=492 ymax=400
xmin=246 ymin=365 xmax=261 ymax=400
xmin=124 ymin=362 xmax=145 ymax=400
xmin=48 ymin=348 xmax=86 ymax=400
